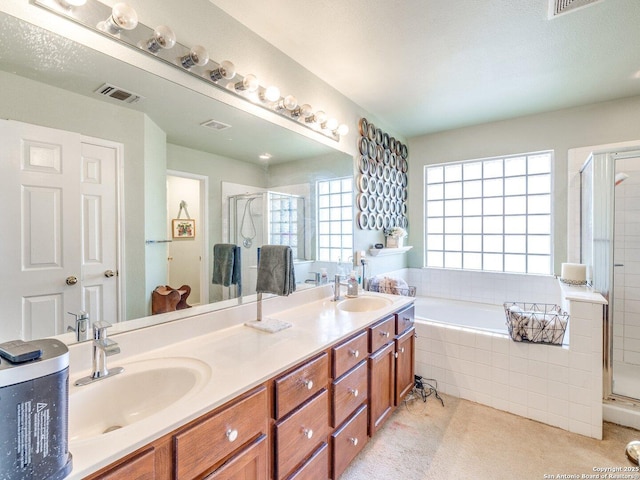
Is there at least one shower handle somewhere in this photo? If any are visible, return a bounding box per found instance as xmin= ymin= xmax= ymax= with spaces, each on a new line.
xmin=614 ymin=264 xmax=624 ymax=267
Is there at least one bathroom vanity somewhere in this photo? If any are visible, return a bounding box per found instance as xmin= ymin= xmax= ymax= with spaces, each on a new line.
xmin=64 ymin=286 xmax=414 ymax=480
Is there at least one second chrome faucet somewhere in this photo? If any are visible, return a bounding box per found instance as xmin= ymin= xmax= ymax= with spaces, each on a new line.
xmin=75 ymin=321 xmax=124 ymax=386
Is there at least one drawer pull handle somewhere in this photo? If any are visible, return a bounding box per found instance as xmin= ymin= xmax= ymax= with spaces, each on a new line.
xmin=403 ymin=316 xmax=412 ymax=323
xmin=301 ymin=379 xmax=314 ymax=390
xmin=350 ymin=437 xmax=359 ymax=446
xmin=349 ymin=388 xmax=359 ymax=398
xmin=394 ymin=352 xmax=399 ymax=359
xmin=379 ymin=331 xmax=389 ymax=338
xmin=349 ymin=349 xmax=360 ymax=358
xmin=302 ymin=428 xmax=313 ymax=439
xmin=400 ymin=347 xmax=405 ymax=354
xmin=226 ymin=429 xmax=238 ymax=442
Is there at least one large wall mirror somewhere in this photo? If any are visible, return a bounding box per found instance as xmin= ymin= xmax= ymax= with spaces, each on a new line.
xmin=0 ymin=9 xmax=354 ymax=344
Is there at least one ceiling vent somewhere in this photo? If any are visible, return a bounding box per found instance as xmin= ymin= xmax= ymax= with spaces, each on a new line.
xmin=550 ymin=0 xmax=602 ymax=17
xmin=200 ymin=119 xmax=232 ymax=131
xmin=94 ymin=83 xmax=143 ymax=104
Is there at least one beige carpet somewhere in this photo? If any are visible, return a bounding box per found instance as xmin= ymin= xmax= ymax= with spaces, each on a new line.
xmin=340 ymin=393 xmax=639 ymax=480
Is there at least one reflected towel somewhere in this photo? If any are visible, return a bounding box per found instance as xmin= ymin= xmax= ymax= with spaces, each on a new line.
xmin=255 ymin=245 xmax=296 ymax=296
xmin=212 ymin=244 xmax=242 ymax=287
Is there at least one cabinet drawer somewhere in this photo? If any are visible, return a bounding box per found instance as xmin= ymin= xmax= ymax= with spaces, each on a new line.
xmin=332 ymin=360 xmax=367 ymax=428
xmin=285 ymin=442 xmax=329 ymax=480
xmin=93 ymin=447 xmax=155 ymax=480
xmin=331 ymin=405 xmax=368 ymax=479
xmin=333 ymin=330 xmax=368 ymax=379
xmin=204 ymin=434 xmax=268 ymax=480
xmin=275 ymin=389 xmax=330 ymax=479
xmin=274 ymin=352 xmax=328 ymax=419
xmin=174 ymin=386 xmax=267 ymax=480
xmin=369 ymin=316 xmax=395 ymax=353
xmin=396 ymin=305 xmax=415 ymax=335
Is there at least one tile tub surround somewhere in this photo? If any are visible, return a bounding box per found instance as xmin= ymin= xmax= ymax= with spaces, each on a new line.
xmin=63 ymin=285 xmax=413 ymax=479
xmin=414 ymin=282 xmax=606 ymax=439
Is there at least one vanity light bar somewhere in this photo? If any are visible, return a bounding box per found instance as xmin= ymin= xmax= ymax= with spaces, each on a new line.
xmin=34 ymin=0 xmax=348 ymax=142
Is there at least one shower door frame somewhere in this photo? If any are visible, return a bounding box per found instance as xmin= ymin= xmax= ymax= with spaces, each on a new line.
xmin=583 ymin=147 xmax=640 ymax=405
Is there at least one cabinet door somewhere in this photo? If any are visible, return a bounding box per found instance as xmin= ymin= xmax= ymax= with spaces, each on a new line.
xmin=395 ymin=328 xmax=415 ymax=405
xmin=368 ymin=342 xmax=395 ymax=436
xmin=92 ymin=447 xmax=155 ymax=480
xmin=205 ymin=434 xmax=268 ymax=480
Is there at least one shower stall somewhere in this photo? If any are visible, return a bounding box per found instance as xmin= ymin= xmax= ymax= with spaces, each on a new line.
xmin=227 ymin=191 xmax=306 ymax=297
xmin=581 ymin=150 xmax=640 ymax=404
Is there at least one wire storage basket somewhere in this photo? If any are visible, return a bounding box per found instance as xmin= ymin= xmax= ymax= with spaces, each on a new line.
xmin=365 ymin=276 xmax=416 ymax=297
xmin=504 ymin=302 xmax=569 ymax=345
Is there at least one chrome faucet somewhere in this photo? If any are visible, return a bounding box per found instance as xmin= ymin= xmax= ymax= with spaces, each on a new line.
xmin=75 ymin=321 xmax=124 ymax=386
xmin=67 ymin=311 xmax=90 ymax=342
xmin=334 ymin=274 xmax=349 ymax=301
xmin=305 ymin=272 xmax=321 ymax=285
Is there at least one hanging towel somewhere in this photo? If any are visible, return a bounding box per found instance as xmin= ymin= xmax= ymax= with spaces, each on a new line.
xmin=255 ymin=245 xmax=296 ymax=296
xmin=212 ymin=244 xmax=242 ymax=287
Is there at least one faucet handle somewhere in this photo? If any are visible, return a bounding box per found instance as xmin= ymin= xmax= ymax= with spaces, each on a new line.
xmin=93 ymin=321 xmax=113 ymax=340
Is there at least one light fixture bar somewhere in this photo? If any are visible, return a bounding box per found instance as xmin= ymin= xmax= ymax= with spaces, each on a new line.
xmin=34 ymin=0 xmax=346 ymax=142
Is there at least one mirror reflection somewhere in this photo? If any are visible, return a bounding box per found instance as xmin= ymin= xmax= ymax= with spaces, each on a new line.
xmin=0 ymin=11 xmax=353 ymax=344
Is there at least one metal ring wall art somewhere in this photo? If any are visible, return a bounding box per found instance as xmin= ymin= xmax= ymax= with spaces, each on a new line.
xmin=356 ymin=118 xmax=408 ymax=231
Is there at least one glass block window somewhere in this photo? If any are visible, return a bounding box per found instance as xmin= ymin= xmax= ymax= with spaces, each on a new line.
xmin=424 ymin=151 xmax=552 ymax=274
xmin=269 ymin=192 xmax=304 ymax=259
xmin=317 ymin=177 xmax=353 ymax=262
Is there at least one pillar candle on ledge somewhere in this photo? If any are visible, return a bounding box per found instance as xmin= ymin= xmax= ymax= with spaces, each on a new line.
xmin=560 ymin=263 xmax=587 ymax=285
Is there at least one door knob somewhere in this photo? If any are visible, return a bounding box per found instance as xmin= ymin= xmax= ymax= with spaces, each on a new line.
xmin=65 ymin=276 xmax=78 ymax=286
xmin=104 ymin=270 xmax=115 ymax=278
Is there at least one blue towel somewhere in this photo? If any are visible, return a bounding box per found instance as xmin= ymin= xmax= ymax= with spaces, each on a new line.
xmin=212 ymin=244 xmax=241 ymax=287
xmin=255 ymin=245 xmax=296 ymax=296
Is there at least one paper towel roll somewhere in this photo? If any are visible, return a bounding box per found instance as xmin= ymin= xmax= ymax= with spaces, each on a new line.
xmin=560 ymin=263 xmax=587 ymax=285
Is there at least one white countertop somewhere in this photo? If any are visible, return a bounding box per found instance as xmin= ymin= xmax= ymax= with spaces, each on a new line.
xmin=65 ymin=286 xmax=413 ymax=479
xmin=558 ymin=279 xmax=608 ymax=304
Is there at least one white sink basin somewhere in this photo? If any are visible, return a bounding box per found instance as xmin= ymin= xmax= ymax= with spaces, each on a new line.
xmin=69 ymin=357 xmax=211 ymax=441
xmin=336 ymin=296 xmax=393 ymax=313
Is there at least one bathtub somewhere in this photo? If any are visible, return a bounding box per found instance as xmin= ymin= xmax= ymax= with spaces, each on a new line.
xmin=413 ymin=296 xmax=508 ymax=335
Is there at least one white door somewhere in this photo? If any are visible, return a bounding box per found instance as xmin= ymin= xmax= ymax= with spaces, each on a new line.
xmin=0 ymin=119 xmax=120 ymax=341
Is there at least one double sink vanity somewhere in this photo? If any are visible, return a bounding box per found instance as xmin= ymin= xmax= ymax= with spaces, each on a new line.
xmin=65 ymin=285 xmax=415 ymax=479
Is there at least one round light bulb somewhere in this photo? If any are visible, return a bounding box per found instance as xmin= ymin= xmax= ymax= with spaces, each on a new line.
xmin=100 ymin=3 xmax=138 ymax=34
xmin=324 ymin=118 xmax=339 ymax=131
xmin=209 ymin=60 xmax=236 ymax=82
xmin=337 ymin=124 xmax=349 ymax=136
xmin=263 ymin=85 xmax=281 ymax=102
xmin=146 ymin=25 xmax=176 ymax=53
xmin=235 ymin=74 xmax=259 ymax=92
xmin=282 ymin=95 xmax=298 ymax=111
xmin=299 ymin=104 xmax=313 ymax=118
xmin=310 ymin=110 xmax=327 ymax=124
xmin=180 ymin=45 xmax=209 ymax=69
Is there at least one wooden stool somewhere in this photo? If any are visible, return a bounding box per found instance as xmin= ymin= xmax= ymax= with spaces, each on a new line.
xmin=152 ymin=284 xmax=191 ymax=314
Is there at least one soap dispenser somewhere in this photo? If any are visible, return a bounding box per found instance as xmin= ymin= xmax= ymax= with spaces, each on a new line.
xmin=346 ymin=270 xmax=359 ymax=298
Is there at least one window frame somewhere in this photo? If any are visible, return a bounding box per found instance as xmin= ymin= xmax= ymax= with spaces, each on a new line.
xmin=423 ymin=151 xmax=554 ymax=274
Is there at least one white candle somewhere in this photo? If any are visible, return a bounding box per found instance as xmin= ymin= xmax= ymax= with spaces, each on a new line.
xmin=560 ymin=263 xmax=587 ymax=284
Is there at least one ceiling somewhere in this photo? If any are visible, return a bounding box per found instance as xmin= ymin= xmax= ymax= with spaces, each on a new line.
xmin=209 ymin=0 xmax=640 ymax=138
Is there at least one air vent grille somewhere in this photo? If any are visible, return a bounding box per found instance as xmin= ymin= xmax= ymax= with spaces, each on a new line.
xmin=95 ymin=83 xmax=143 ymax=104
xmin=200 ymin=119 xmax=232 ymax=131
xmin=550 ymin=0 xmax=602 ymax=17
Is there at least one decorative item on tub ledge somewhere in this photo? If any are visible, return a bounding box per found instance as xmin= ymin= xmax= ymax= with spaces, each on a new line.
xmin=356 ymin=117 xmax=409 ymax=231
xmin=34 ymin=0 xmax=349 ymax=142
xmin=559 ymin=262 xmax=587 ymax=285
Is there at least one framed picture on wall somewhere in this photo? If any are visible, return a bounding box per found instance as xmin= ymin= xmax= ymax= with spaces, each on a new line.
xmin=172 ymin=219 xmax=195 ymax=238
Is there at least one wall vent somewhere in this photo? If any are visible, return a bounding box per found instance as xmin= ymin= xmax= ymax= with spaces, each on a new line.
xmin=94 ymin=83 xmax=143 ymax=104
xmin=550 ymin=0 xmax=602 ymax=17
xmin=200 ymin=119 xmax=232 ymax=131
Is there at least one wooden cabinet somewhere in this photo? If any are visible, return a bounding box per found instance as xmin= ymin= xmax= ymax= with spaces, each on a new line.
xmin=395 ymin=328 xmax=415 ymax=405
xmin=83 ymin=302 xmax=414 ymax=480
xmin=175 ymin=386 xmax=268 ymax=479
xmin=204 ymin=434 xmax=268 ymax=480
xmin=367 ymin=341 xmax=395 ymax=436
xmin=285 ymin=443 xmax=329 ymax=480
xmin=274 ymin=352 xmax=328 ymax=419
xmin=330 ymin=405 xmax=368 ymax=479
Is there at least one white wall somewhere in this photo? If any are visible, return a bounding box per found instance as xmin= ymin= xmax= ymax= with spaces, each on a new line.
xmin=408 ymin=95 xmax=640 ymax=274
